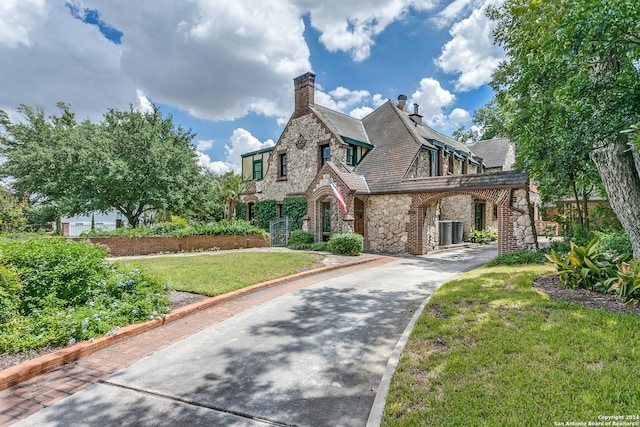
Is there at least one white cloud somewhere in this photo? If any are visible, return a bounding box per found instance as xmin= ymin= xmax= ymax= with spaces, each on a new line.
xmin=435 ymin=1 xmax=505 ymax=91
xmin=196 ymin=130 xmax=274 ymax=176
xmin=315 ymin=84 xmax=385 ymax=118
xmin=349 ymin=106 xmax=374 ymax=119
xmin=220 ymin=128 xmax=275 ymax=173
xmin=197 ymin=151 xmax=232 ymax=175
xmin=449 ymin=107 xmax=471 ymax=125
xmin=0 ymin=1 xmax=311 ymax=122
xmin=294 ymin=0 xmax=438 ymax=62
xmin=0 ymin=0 xmax=46 ymax=48
xmin=136 ymin=90 xmax=154 ymax=114
xmin=196 ymin=139 xmax=214 ymax=152
xmin=432 ymin=0 xmax=477 ymax=29
xmin=409 ymin=77 xmax=456 ymax=127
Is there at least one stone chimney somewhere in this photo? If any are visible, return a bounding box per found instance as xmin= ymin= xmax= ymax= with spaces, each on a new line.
xmin=397 ymin=94 xmax=407 ymax=112
xmin=294 ymin=72 xmax=316 ymax=114
xmin=409 ymin=103 xmax=423 ymax=125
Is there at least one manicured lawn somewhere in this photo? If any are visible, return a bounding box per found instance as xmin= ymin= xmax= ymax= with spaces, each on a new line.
xmin=114 ymin=252 xmax=323 ymax=296
xmin=382 ymin=265 xmax=640 ymax=426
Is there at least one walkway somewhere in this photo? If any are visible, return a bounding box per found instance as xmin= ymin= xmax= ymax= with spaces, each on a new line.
xmin=2 ymin=245 xmax=496 ymax=426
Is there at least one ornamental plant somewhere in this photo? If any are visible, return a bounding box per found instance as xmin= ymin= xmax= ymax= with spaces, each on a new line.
xmin=0 ymin=237 xmax=170 ymax=353
xmin=328 ymin=233 xmax=364 ymax=256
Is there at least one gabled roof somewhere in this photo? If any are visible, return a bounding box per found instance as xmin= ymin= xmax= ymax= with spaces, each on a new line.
xmin=310 ymin=104 xmax=370 ymax=145
xmin=354 ymin=101 xmax=424 ymax=191
xmin=467 ymin=138 xmax=512 ymax=169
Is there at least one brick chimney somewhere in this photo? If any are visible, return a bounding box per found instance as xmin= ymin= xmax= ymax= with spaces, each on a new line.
xmin=294 ymin=72 xmax=316 ymax=114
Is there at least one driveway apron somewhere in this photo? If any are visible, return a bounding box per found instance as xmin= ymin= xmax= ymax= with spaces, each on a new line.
xmin=14 ymin=245 xmax=496 ymax=427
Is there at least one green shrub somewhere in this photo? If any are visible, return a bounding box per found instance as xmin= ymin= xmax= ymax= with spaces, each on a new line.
xmin=80 ymin=219 xmax=265 ymax=238
xmin=487 ymin=250 xmax=547 ymax=266
xmin=190 ymin=220 xmax=266 ymax=237
xmin=0 ymin=237 xmax=170 ymax=353
xmin=595 ymin=229 xmax=633 ymax=257
xmin=288 ymin=230 xmax=314 ymax=248
xmin=0 ymin=263 xmax=22 ymax=325
xmin=311 ymin=242 xmax=328 ymax=251
xmin=0 ymin=237 xmax=111 ymax=311
xmin=328 ymin=233 xmax=363 ymax=256
xmin=469 ymin=228 xmax=498 ymax=244
xmin=545 ymin=237 xmax=628 ymax=292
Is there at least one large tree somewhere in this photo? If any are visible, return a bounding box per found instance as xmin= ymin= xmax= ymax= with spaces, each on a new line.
xmin=0 ymin=103 xmax=208 ymax=227
xmin=488 ymin=0 xmax=640 ymax=256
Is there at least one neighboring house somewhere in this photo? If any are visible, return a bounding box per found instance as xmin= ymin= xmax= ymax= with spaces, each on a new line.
xmin=241 ymin=72 xmax=536 ymax=255
xmin=59 ymin=211 xmax=126 ymax=237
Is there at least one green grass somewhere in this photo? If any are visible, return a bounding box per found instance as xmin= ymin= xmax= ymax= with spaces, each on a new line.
xmin=382 ymin=265 xmax=640 ymax=426
xmin=114 ymin=252 xmax=322 ymax=296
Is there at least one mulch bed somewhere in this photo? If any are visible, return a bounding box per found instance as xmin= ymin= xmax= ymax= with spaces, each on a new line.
xmin=533 ymin=275 xmax=640 ymax=316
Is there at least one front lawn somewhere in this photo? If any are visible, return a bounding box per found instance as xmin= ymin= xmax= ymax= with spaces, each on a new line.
xmin=113 ymin=252 xmax=322 ymax=296
xmin=382 ymin=265 xmax=640 ymax=426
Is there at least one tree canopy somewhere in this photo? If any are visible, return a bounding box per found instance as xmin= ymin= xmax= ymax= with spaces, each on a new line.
xmin=0 ymin=103 xmax=210 ymax=227
xmin=487 ymin=0 xmax=640 ymax=256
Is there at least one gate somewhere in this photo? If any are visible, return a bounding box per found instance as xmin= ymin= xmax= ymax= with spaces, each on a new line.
xmin=270 ymin=217 xmax=290 ymax=247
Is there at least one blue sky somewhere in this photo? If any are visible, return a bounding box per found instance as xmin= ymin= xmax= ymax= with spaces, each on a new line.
xmin=0 ymin=0 xmax=504 ymax=175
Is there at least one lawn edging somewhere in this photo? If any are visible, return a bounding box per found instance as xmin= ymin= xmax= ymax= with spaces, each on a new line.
xmin=0 ymin=255 xmax=382 ymax=391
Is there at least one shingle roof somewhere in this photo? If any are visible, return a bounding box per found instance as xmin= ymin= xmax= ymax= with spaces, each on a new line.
xmin=467 ymin=138 xmax=512 ymax=169
xmin=368 ymin=170 xmax=529 ymax=194
xmin=310 ymin=100 xmax=519 ymax=195
xmin=310 ymin=105 xmax=370 ymax=145
xmin=355 ymin=101 xmax=423 ymax=191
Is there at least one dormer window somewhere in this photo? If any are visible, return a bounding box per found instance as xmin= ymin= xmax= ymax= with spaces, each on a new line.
xmin=347 ymin=146 xmax=355 ymax=166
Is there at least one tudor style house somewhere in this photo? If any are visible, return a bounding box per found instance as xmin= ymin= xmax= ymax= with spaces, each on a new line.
xmin=241 ymin=72 xmax=536 ymax=255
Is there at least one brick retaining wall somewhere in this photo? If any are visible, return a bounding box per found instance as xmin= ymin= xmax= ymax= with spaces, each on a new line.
xmin=70 ymin=234 xmax=269 ymax=256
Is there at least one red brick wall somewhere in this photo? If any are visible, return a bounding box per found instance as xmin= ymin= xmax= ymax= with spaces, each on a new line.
xmin=70 ymin=234 xmax=269 ymax=257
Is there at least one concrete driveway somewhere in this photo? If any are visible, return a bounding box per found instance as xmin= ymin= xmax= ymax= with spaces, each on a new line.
xmin=15 ymin=245 xmax=496 ymax=427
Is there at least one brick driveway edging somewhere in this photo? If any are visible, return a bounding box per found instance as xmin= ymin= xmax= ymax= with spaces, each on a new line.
xmin=0 ymin=256 xmax=380 ymax=392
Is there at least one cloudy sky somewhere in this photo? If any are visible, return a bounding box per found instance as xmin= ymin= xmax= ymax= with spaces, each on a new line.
xmin=0 ymin=0 xmax=504 ymax=174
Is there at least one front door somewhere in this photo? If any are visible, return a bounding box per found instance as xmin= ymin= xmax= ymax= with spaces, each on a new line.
xmin=322 ymin=201 xmax=331 ymax=241
xmin=354 ymin=198 xmax=364 ymax=236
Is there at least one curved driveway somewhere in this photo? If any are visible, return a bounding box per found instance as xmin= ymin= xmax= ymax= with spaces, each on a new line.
xmin=15 ymin=245 xmax=496 ymax=427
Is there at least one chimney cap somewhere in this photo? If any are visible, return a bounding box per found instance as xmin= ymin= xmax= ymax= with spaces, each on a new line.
xmin=398 ymin=94 xmax=407 ymax=101
xmin=294 ymin=72 xmax=316 ymax=85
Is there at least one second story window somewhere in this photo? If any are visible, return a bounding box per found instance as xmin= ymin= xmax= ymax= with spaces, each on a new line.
xmin=320 ymin=145 xmax=330 ymax=166
xmin=347 ymin=146 xmax=356 ymax=166
xmin=279 ymin=152 xmax=287 ymax=178
xmin=253 ymin=159 xmax=263 ymax=180
xmin=429 ymin=150 xmax=439 ymax=176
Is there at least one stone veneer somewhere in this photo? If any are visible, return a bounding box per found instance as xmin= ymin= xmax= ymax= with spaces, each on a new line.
xmin=365 ymin=194 xmax=412 ymax=253
xmin=512 ymin=188 xmax=536 ymax=250
xmin=255 ymin=114 xmax=345 ymax=202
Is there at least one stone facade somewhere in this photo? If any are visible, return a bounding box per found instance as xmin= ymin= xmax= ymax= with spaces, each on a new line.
xmin=255 ymin=114 xmax=345 ymax=202
xmin=365 ymin=194 xmax=412 ymax=253
xmin=512 ymin=188 xmax=536 ymax=250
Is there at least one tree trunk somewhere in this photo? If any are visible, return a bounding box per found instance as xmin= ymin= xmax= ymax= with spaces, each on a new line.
xmin=591 ymin=143 xmax=640 ymax=258
xmin=582 ymin=191 xmax=589 ymax=231
xmin=571 ymin=182 xmax=584 ymax=226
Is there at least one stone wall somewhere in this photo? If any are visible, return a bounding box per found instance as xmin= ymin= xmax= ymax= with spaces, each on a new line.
xmin=512 ymin=188 xmax=536 ymax=250
xmin=255 ymin=114 xmax=344 ymax=202
xmin=71 ymin=234 xmax=269 ymax=257
xmin=365 ymin=194 xmax=412 ymax=253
